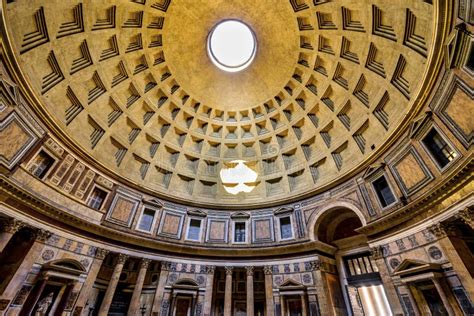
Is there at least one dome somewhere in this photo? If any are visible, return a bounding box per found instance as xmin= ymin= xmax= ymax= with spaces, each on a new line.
xmin=3 ymin=0 xmax=440 ymax=207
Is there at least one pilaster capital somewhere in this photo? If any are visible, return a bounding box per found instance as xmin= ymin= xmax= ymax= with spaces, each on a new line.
xmin=140 ymin=258 xmax=152 ymax=269
xmin=245 ymin=266 xmax=254 ymax=276
xmin=370 ymin=246 xmax=384 ymax=260
xmin=0 ymin=218 xmax=25 ymax=234
xmin=263 ymin=265 xmax=273 ymax=275
xmin=206 ymin=265 xmax=216 ymax=274
xmin=95 ymin=248 xmax=109 ymax=260
xmin=116 ymin=253 xmax=129 ymax=265
xmin=161 ymin=261 xmax=172 ymax=271
xmin=308 ymin=260 xmax=321 ymax=271
xmin=224 ymin=266 xmax=233 ymax=275
xmin=35 ymin=229 xmax=52 ymax=243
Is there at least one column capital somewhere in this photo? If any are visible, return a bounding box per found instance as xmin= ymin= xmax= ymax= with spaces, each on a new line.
xmin=455 ymin=207 xmax=473 ymax=228
xmin=427 ymin=222 xmax=456 ymax=238
xmin=116 ymin=253 xmax=129 ymax=264
xmin=224 ymin=266 xmax=234 ymax=275
xmin=35 ymin=229 xmax=52 ymax=242
xmin=245 ymin=266 xmax=254 ymax=276
xmin=95 ymin=248 xmax=109 ymax=259
xmin=0 ymin=218 xmax=25 ymax=234
xmin=263 ymin=265 xmax=273 ymax=275
xmin=140 ymin=258 xmax=152 ymax=269
xmin=206 ymin=265 xmax=216 ymax=274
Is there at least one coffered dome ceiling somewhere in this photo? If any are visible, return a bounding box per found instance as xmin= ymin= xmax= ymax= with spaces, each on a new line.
xmin=3 ymin=0 xmax=442 ymax=207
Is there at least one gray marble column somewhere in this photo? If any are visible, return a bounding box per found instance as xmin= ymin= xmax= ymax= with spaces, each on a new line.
xmin=224 ymin=266 xmax=233 ymax=316
xmin=128 ymin=258 xmax=150 ymax=315
xmin=98 ymin=253 xmax=128 ymax=316
xmin=246 ymin=266 xmax=254 ymax=316
xmin=264 ymin=266 xmax=275 ymax=316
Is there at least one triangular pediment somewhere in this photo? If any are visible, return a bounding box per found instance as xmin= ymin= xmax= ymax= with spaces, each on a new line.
xmin=274 ymin=206 xmax=294 ymax=215
xmin=409 ymin=111 xmax=432 ymax=139
xmin=393 ymin=259 xmax=442 ymax=277
xmin=143 ymin=198 xmax=163 ymax=207
xmin=279 ymin=279 xmax=302 ymax=288
xmin=362 ymin=163 xmax=385 ymax=179
xmin=187 ymin=209 xmax=207 ymax=217
xmin=231 ymin=212 xmax=250 ymax=219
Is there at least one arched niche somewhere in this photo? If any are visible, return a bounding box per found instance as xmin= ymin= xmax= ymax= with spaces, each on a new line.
xmin=311 ymin=203 xmax=366 ymax=246
xmin=307 ymin=201 xmax=367 ymax=244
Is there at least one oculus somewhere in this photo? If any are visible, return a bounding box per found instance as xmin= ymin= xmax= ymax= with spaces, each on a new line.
xmin=207 ymin=20 xmax=257 ymax=72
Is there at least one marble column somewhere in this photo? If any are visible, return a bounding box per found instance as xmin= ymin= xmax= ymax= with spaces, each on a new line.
xmin=370 ymin=247 xmax=404 ymax=315
xmin=224 ymin=266 xmax=233 ymax=316
xmin=246 ymin=266 xmax=254 ymax=316
xmin=0 ymin=229 xmax=51 ymax=302
xmin=264 ymin=265 xmax=275 ymax=316
xmin=432 ymin=277 xmax=460 ymax=315
xmin=98 ymin=253 xmax=128 ymax=316
xmin=0 ymin=218 xmax=24 ymax=252
xmin=429 ymin=223 xmax=474 ymax=301
xmin=408 ymin=284 xmax=431 ymax=315
xmin=203 ymin=265 xmax=215 ymax=316
xmin=19 ymin=277 xmax=48 ymax=316
xmin=74 ymin=248 xmax=109 ymax=315
xmin=151 ymin=261 xmax=171 ymax=315
xmin=128 ymin=258 xmax=151 ymax=316
xmin=301 ymin=293 xmax=308 ymax=316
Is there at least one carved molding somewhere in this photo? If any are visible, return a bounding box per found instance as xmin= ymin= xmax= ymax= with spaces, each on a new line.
xmin=245 ymin=266 xmax=254 ymax=276
xmin=263 ymin=265 xmax=273 ymax=275
xmin=116 ymin=253 xmax=129 ymax=264
xmin=224 ymin=266 xmax=233 ymax=275
xmin=0 ymin=218 xmax=25 ymax=234
xmin=94 ymin=248 xmax=109 ymax=260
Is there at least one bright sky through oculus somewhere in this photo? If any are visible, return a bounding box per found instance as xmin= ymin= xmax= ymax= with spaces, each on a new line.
xmin=208 ymin=20 xmax=256 ymax=72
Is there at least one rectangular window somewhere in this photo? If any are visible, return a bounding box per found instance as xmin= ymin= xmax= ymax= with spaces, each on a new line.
xmin=32 ymin=151 xmax=55 ymax=179
xmin=234 ymin=222 xmax=246 ymax=243
xmin=280 ymin=216 xmax=293 ymax=240
xmin=138 ymin=209 xmax=156 ymax=232
xmin=87 ymin=187 xmax=107 ymax=210
xmin=186 ymin=219 xmax=202 ymax=241
xmin=372 ymin=176 xmax=396 ymax=208
xmin=422 ymin=128 xmax=457 ymax=168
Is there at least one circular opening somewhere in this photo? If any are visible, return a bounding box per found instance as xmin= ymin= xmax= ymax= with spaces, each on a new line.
xmin=207 ymin=20 xmax=257 ymax=72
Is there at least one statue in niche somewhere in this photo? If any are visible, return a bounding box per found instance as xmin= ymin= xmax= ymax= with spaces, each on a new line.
xmin=35 ymin=292 xmax=54 ymax=315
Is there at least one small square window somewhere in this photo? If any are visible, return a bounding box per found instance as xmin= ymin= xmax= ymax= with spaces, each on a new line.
xmin=279 ymin=216 xmax=293 ymax=240
xmin=372 ymin=176 xmax=396 ymax=208
xmin=234 ymin=222 xmax=246 ymax=243
xmin=422 ymin=128 xmax=457 ymax=168
xmin=31 ymin=151 xmax=55 ymax=179
xmin=186 ymin=219 xmax=202 ymax=241
xmin=138 ymin=209 xmax=156 ymax=232
xmin=87 ymin=187 xmax=107 ymax=210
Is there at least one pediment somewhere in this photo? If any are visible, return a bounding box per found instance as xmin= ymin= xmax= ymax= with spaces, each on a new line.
xmin=143 ymin=198 xmax=163 ymax=208
xmin=279 ymin=279 xmax=303 ymax=288
xmin=392 ymin=259 xmax=442 ymax=277
xmin=187 ymin=209 xmax=207 ymax=217
xmin=409 ymin=111 xmax=433 ymax=139
xmin=362 ymin=163 xmax=385 ymax=180
xmin=274 ymin=206 xmax=294 ymax=215
xmin=231 ymin=212 xmax=250 ymax=219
